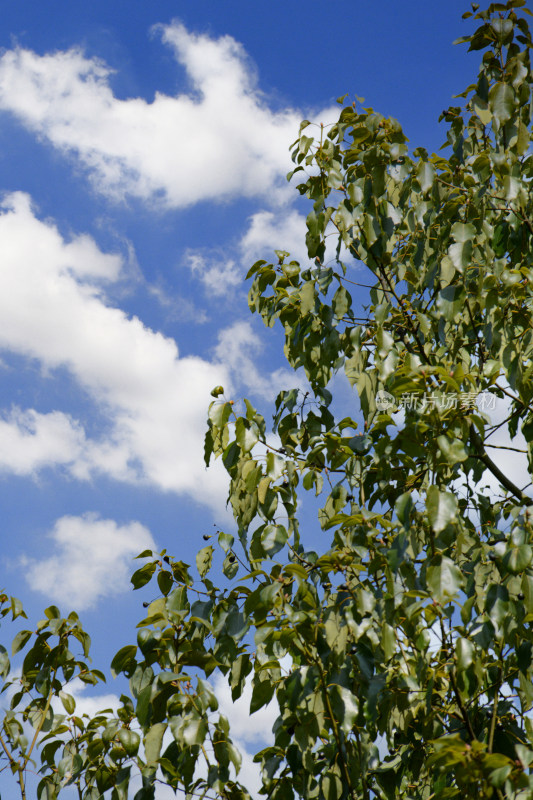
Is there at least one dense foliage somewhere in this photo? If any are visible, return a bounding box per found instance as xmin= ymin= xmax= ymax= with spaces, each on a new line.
xmin=2 ymin=2 xmax=533 ymax=798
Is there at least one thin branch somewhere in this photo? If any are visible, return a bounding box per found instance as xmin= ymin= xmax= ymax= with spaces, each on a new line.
xmin=24 ymin=667 xmax=58 ymax=768
xmin=488 ymin=671 xmax=502 ymax=755
xmin=469 ymin=427 xmax=533 ymax=506
xmin=493 ymin=381 xmax=528 ymax=408
xmin=0 ymin=732 xmax=14 ymax=767
xmin=17 ymin=766 xmax=26 ymax=800
xmin=486 ymin=444 xmax=527 ymax=453
xmin=439 ymin=618 xmax=476 ymax=742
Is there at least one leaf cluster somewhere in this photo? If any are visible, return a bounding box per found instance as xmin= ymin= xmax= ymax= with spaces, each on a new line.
xmin=3 ymin=3 xmax=533 ymax=799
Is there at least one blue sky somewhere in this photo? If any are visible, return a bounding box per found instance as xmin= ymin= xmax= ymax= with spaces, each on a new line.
xmin=0 ymin=0 xmax=496 ymax=792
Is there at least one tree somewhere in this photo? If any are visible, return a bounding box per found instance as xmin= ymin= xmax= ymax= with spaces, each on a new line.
xmin=2 ymin=1 xmax=533 ymax=798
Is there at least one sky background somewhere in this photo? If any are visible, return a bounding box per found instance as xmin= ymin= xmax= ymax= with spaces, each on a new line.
xmin=0 ymin=1 xmax=502 ymax=794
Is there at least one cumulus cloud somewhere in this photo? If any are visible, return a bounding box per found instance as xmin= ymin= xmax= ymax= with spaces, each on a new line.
xmin=0 ymin=408 xmax=85 ymax=475
xmin=240 ymin=203 xmax=363 ymax=269
xmin=22 ymin=513 xmax=156 ymax=609
xmin=187 ymin=251 xmax=242 ymax=298
xmin=189 ymin=204 xmax=357 ymax=301
xmin=0 ymin=23 xmax=313 ymax=207
xmin=0 ymin=192 xmax=232 ymax=506
xmin=187 ymin=209 xmax=311 ymax=298
xmin=214 ymin=320 xmax=304 ymax=401
xmin=240 ymin=208 xmax=310 ymax=266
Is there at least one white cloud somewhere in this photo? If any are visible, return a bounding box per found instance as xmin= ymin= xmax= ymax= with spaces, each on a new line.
xmin=213 ymin=672 xmax=279 ymax=744
xmin=189 ymin=204 xmax=356 ymax=304
xmin=187 ymin=251 xmax=242 ymax=297
xmin=23 ymin=513 xmax=156 ymax=609
xmin=0 ymin=408 xmax=85 ymax=475
xmin=240 ymin=209 xmax=310 ymax=266
xmin=0 ymin=192 xmax=233 ymax=507
xmin=240 ymin=206 xmax=357 ymax=269
xmin=214 ymin=320 xmax=303 ymax=401
xmin=187 ymin=209 xmax=309 ymax=299
xmin=51 ymin=678 xmax=121 ymax=719
xmin=479 ymin=391 xmax=532 ymax=501
xmin=0 ymin=24 xmax=312 ymax=208
xmin=211 ymin=670 xmax=280 ymax=797
xmin=148 ymin=282 xmax=208 ymax=323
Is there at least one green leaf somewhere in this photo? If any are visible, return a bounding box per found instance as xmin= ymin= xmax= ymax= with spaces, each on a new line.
xmin=382 ymin=624 xmax=396 ymax=660
xmin=503 ymin=545 xmax=533 ymax=574
xmin=222 ymin=553 xmax=239 ymax=579
xmin=144 ymin=722 xmax=167 ymax=766
xmin=437 ymin=435 xmax=468 ymax=464
xmin=395 ymin=492 xmax=413 ymax=528
xmin=447 ymin=240 xmax=472 ymax=273
xmin=197 ymin=677 xmax=218 ymax=712
xmin=516 ymin=119 xmax=530 ymax=155
xmin=348 ymin=434 xmax=371 ymax=453
xmin=59 ymin=691 xmax=76 ymax=715
xmin=260 ymin=524 xmax=289 ymax=556
xmin=455 ymin=637 xmax=474 ymax=671
xmin=135 ymin=549 xmax=154 ymax=559
xmin=427 ymin=556 xmax=464 ymax=602
xmin=208 ymin=401 xmax=233 ymax=428
xmin=473 ymin=95 xmax=492 ymax=124
xmin=12 ymin=629 xmax=32 ymax=655
xmin=450 ymin=222 xmax=476 ymax=243
xmin=131 ymin=562 xmax=157 ymax=590
xmin=0 ymin=645 xmax=10 ymax=679
xmin=118 ymin=728 xmax=140 ymax=756
xmin=166 ymin=586 xmax=189 ymax=623
xmin=300 ymin=281 xmax=316 ymax=315
xmin=489 ymin=82 xmax=515 ymax=123
xmin=416 ymin=161 xmax=435 ymax=193
xmin=9 ymin=597 xmax=26 ymax=620
xmin=521 ymin=574 xmax=533 ymax=614
xmin=111 ymin=645 xmax=137 ymax=678
xmin=250 ymin=679 xmax=275 ymax=713
xmin=218 ymin=531 xmax=234 ymax=552
xmin=172 ymin=716 xmax=209 ymax=746
xmin=157 ymin=570 xmax=173 ymax=596
xmin=332 ymin=285 xmax=351 ymax=319
xmin=196 ymin=546 xmax=214 ymax=579
xmin=491 ymin=17 xmax=514 ymax=43
xmin=485 ymin=584 xmax=509 ymax=633
xmin=331 ymin=685 xmax=358 ymax=734
xmin=490 ymin=764 xmax=512 ymax=788
xmin=351 ymin=126 xmax=371 ymax=143
xmin=426 ymin=487 xmax=458 ymax=532
xmin=266 ymin=452 xmax=285 ymax=480
xmin=236 ymin=418 xmax=259 ymax=452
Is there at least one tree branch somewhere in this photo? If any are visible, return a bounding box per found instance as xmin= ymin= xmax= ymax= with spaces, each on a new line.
xmin=469 ymin=426 xmax=533 ymax=506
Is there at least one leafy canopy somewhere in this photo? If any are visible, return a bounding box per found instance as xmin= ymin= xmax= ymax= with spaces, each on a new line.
xmin=2 ymin=2 xmax=533 ymax=799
